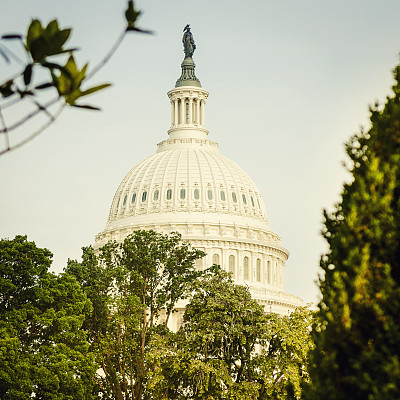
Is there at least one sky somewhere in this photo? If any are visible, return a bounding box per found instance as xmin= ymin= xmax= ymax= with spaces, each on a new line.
xmin=1 ymin=0 xmax=400 ymax=305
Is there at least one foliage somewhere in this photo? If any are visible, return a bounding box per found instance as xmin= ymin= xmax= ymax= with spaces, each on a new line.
xmin=147 ymin=268 xmax=314 ymax=400
xmin=0 ymin=235 xmax=96 ymax=399
xmin=305 ymin=63 xmax=400 ymax=399
xmin=65 ymin=230 xmax=205 ymax=400
xmin=0 ymin=0 xmax=151 ymax=156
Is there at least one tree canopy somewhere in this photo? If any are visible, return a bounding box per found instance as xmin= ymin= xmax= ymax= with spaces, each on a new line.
xmin=148 ymin=268 xmax=314 ymax=400
xmin=65 ymin=230 xmax=205 ymax=400
xmin=0 ymin=235 xmax=96 ymax=399
xmin=306 ymin=63 xmax=400 ymax=399
xmin=1 ymin=232 xmax=314 ymax=399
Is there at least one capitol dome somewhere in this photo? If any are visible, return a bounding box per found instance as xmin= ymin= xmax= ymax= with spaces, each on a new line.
xmin=95 ymin=26 xmax=302 ymax=324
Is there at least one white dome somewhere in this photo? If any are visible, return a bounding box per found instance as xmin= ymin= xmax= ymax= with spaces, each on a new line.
xmin=95 ymin=51 xmax=302 ymax=320
xmin=105 ymin=140 xmax=269 ymax=232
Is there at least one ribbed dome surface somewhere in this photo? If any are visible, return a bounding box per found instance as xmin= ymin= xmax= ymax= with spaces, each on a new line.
xmin=107 ymin=145 xmax=268 ymax=225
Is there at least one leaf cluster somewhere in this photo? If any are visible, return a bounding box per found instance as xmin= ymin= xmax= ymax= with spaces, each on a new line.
xmin=0 ymin=0 xmax=152 ymax=156
xmin=1 ymin=18 xmax=111 ymax=110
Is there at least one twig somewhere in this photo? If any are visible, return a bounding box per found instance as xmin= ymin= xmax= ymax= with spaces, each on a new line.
xmin=0 ymin=42 xmax=24 ymax=65
xmin=27 ymin=96 xmax=54 ymax=121
xmin=0 ymin=106 xmax=10 ymax=152
xmin=1 ymin=96 xmax=23 ymax=110
xmin=86 ymin=29 xmax=127 ymax=80
xmin=0 ymin=96 xmax=60 ymax=133
xmin=0 ymin=101 xmax=65 ymax=156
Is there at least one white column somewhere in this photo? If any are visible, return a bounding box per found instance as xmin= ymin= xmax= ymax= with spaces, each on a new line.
xmin=188 ymin=98 xmax=193 ymax=124
xmin=196 ymin=98 xmax=200 ymax=125
xmin=174 ymin=98 xmax=179 ymax=126
xmin=201 ymin=100 xmax=206 ymax=126
xmin=180 ymin=98 xmax=185 ymax=125
xmin=171 ymin=101 xmax=174 ymax=126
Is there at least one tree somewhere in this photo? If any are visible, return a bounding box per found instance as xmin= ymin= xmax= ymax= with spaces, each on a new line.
xmin=305 ymin=63 xmax=400 ymax=399
xmin=65 ymin=230 xmax=205 ymax=400
xmin=0 ymin=0 xmax=151 ymax=156
xmin=0 ymin=235 xmax=96 ymax=399
xmin=148 ymin=268 xmax=314 ymax=400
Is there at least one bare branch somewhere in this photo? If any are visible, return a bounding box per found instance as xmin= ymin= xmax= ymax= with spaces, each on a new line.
xmin=0 ymin=96 xmax=60 ymax=134
xmin=0 ymin=101 xmax=64 ymax=156
xmin=86 ymin=29 xmax=127 ymax=81
xmin=0 ymin=106 xmax=10 ymax=153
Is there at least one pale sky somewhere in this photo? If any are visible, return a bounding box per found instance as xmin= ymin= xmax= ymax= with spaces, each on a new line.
xmin=1 ymin=0 xmax=400 ymax=305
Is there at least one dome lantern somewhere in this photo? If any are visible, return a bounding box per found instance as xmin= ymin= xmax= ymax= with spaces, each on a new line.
xmin=166 ymin=25 xmax=209 ymax=142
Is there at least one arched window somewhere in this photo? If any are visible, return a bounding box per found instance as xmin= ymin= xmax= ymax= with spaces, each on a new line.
xmin=207 ymin=189 xmax=213 ymax=200
xmin=141 ymin=191 xmax=147 ymax=202
xmin=229 ymin=255 xmax=235 ymax=278
xmin=243 ymin=256 xmax=249 ymax=280
xmin=194 ymin=188 xmax=200 ymax=200
xmin=123 ymin=194 xmax=127 ymax=206
xmin=267 ymin=260 xmax=271 ymax=284
xmin=116 ymin=196 xmax=120 ymax=209
xmin=212 ymin=253 xmax=220 ymax=265
xmin=180 ymin=188 xmax=186 ymax=200
xmin=153 ymin=190 xmax=159 ymax=201
xmin=131 ymin=193 xmax=136 ymax=204
xmin=251 ymin=196 xmax=255 ymax=207
xmin=220 ymin=190 xmax=226 ymax=201
xmin=232 ymin=192 xmax=237 ymax=203
xmin=242 ymin=194 xmax=247 ymax=205
xmin=256 ymin=258 xmax=261 ymax=282
xmin=166 ymin=189 xmax=172 ymax=200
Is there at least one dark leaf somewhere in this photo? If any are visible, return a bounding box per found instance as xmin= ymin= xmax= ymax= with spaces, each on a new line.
xmin=41 ymin=61 xmax=62 ymax=70
xmin=72 ymin=104 xmax=101 ymax=111
xmin=1 ymin=34 xmax=23 ymax=40
xmin=52 ymin=29 xmax=71 ymax=49
xmin=45 ymin=20 xmax=59 ymax=37
xmin=126 ymin=27 xmax=154 ymax=34
xmin=42 ymin=62 xmax=73 ymax=80
xmin=23 ymin=64 xmax=33 ymax=86
xmin=0 ymin=80 xmax=14 ymax=98
xmin=34 ymin=82 xmax=54 ymax=90
xmin=125 ymin=0 xmax=141 ymax=28
xmin=29 ymin=36 xmax=48 ymax=62
xmin=80 ymin=83 xmax=111 ymax=97
xmin=26 ymin=19 xmax=43 ymax=50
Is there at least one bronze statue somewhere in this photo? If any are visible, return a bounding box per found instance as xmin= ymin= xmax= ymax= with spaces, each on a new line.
xmin=183 ymin=24 xmax=196 ymax=58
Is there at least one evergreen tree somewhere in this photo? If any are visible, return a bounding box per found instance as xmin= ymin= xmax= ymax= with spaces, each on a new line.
xmin=306 ymin=63 xmax=400 ymax=399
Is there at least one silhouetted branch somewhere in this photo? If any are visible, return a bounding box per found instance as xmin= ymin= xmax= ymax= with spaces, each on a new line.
xmin=0 ymin=101 xmax=64 ymax=156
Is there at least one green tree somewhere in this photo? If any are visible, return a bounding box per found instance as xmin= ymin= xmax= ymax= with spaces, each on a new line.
xmin=0 ymin=235 xmax=96 ymax=399
xmin=306 ymin=63 xmax=400 ymax=399
xmin=148 ymin=268 xmax=313 ymax=400
xmin=65 ymin=230 xmax=205 ymax=400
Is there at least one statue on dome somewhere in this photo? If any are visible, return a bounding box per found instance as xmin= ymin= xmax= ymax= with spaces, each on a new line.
xmin=183 ymin=24 xmax=196 ymax=58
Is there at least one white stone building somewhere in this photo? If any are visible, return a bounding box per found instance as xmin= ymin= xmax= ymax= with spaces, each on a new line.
xmin=95 ymin=27 xmax=302 ymax=329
